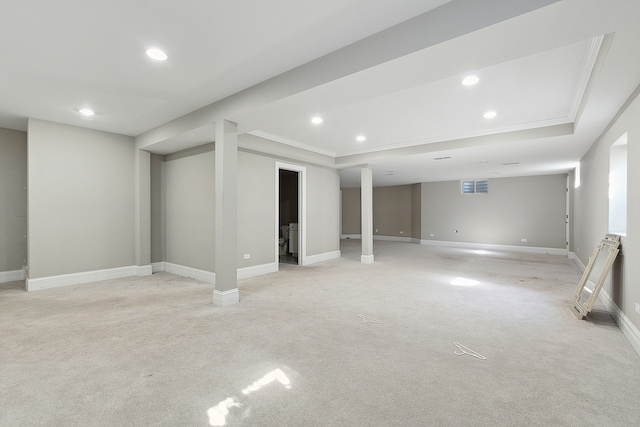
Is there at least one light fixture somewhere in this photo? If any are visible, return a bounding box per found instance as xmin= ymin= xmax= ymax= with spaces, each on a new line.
xmin=461 ymin=75 xmax=479 ymax=86
xmin=356 ymin=135 xmax=366 ymax=142
xmin=311 ymin=116 xmax=323 ymax=125
xmin=146 ymin=48 xmax=168 ymax=61
xmin=78 ymin=108 xmax=95 ymax=116
xmin=483 ymin=111 xmax=497 ymax=119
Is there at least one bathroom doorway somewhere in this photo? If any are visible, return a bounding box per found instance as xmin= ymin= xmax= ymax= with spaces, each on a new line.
xmin=275 ymin=161 xmax=306 ymax=268
xmin=278 ymin=169 xmax=299 ymax=265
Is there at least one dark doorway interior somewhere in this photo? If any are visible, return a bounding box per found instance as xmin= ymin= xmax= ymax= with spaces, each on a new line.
xmin=279 ymin=169 xmax=299 ymax=265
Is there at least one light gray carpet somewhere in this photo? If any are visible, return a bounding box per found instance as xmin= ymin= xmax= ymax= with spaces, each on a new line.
xmin=2 ymin=240 xmax=639 ymax=426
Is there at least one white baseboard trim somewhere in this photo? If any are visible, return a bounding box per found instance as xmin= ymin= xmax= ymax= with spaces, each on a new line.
xmin=155 ymin=261 xmax=278 ymax=282
xmin=374 ymin=235 xmax=412 ymax=243
xmin=341 ymin=234 xmax=361 ymax=239
xmin=164 ymin=262 xmax=215 ymax=284
xmin=151 ymin=262 xmax=166 ymax=273
xmin=599 ymin=289 xmax=640 ymax=358
xmin=341 ymin=234 xmax=413 ymax=243
xmin=361 ymin=254 xmax=375 ymax=264
xmin=213 ymin=288 xmax=239 ymax=307
xmin=570 ymin=252 xmax=586 ymax=271
xmin=136 ymin=265 xmax=153 ymax=276
xmin=305 ymin=251 xmax=341 ymax=266
xmin=411 ymin=238 xmax=421 ymax=244
xmin=419 ymin=239 xmax=568 ymax=256
xmin=26 ymin=265 xmax=149 ymax=291
xmin=238 ymin=262 xmax=277 ymax=280
xmin=0 ymin=269 xmax=25 ymax=284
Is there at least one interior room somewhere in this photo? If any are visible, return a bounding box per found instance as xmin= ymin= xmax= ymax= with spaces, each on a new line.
xmin=1 ymin=1 xmax=640 ymax=425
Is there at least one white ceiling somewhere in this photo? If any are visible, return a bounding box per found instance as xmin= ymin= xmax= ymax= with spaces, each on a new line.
xmin=2 ymin=0 xmax=640 ymax=187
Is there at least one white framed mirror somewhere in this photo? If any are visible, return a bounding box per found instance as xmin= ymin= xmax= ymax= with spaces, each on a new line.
xmin=571 ymin=234 xmax=621 ymax=319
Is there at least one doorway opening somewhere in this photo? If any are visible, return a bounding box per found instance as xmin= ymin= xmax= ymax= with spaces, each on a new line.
xmin=278 ymin=169 xmax=300 ymax=265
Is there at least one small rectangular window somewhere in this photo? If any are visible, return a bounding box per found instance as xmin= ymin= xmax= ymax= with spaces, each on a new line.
xmin=461 ymin=180 xmax=488 ymax=194
xmin=475 ymin=180 xmax=488 ymax=193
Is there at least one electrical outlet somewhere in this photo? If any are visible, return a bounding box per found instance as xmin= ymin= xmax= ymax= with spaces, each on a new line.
xmin=521 ymin=238 xmax=527 ymax=243
xmin=243 ymin=254 xmax=250 ymax=260
xmin=429 ymin=233 xmax=435 ymax=237
xmin=399 ymin=231 xmax=403 ymax=234
xmin=635 ymin=303 xmax=640 ymax=315
xmin=375 ymin=229 xmax=378 ymax=233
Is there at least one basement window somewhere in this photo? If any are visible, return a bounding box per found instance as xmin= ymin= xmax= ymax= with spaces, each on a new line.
xmin=462 ymin=180 xmax=488 ymax=194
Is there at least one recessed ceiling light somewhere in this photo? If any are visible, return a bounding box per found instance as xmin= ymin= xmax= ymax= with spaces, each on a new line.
xmin=78 ymin=108 xmax=95 ymax=116
xmin=146 ymin=48 xmax=168 ymax=61
xmin=311 ymin=116 xmax=323 ymax=125
xmin=461 ymin=76 xmax=479 ymax=86
xmin=356 ymin=135 xmax=366 ymax=142
xmin=483 ymin=111 xmax=497 ymax=119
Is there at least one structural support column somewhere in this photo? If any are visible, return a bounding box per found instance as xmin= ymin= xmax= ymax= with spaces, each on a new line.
xmin=213 ymin=119 xmax=239 ymax=306
xmin=134 ymin=148 xmax=152 ymax=276
xmin=361 ymin=165 xmax=374 ymax=264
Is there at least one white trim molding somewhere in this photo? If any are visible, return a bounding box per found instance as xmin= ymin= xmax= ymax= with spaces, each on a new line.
xmin=213 ymin=288 xmax=239 ymax=307
xmin=136 ymin=265 xmax=153 ymax=276
xmin=341 ymin=234 xmax=413 ymax=243
xmin=599 ymin=289 xmax=640 ymax=358
xmin=164 ymin=262 xmax=215 ymax=284
xmin=151 ymin=262 xmax=166 ymax=273
xmin=305 ymin=251 xmax=341 ymax=266
xmin=420 ymin=239 xmax=568 ymax=256
xmin=26 ymin=265 xmax=144 ymax=291
xmin=361 ymin=254 xmax=375 ymax=264
xmin=571 ymin=255 xmax=640 ymax=358
xmin=0 ymin=269 xmax=25 ymax=284
xmin=238 ymin=263 xmax=278 ymax=280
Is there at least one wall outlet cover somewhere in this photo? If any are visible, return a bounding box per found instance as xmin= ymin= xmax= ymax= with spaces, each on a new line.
xmin=243 ymin=254 xmax=250 ymax=259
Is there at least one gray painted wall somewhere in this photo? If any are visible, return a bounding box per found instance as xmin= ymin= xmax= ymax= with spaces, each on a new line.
xmin=421 ymin=175 xmax=567 ymax=248
xmin=341 ymin=187 xmax=361 ymax=235
xmin=164 ymin=144 xmax=215 ymax=272
xmin=237 ymin=150 xmax=275 ymax=266
xmin=27 ymin=119 xmax=135 ymax=278
xmin=373 ymin=185 xmax=412 ymax=238
xmin=573 ymin=87 xmax=640 ymax=333
xmin=341 ymin=185 xmax=414 ymax=237
xmin=153 ymin=136 xmax=340 ymax=272
xmin=0 ymin=128 xmax=27 ymax=273
xmin=307 ymin=165 xmax=340 ymax=256
xmin=411 ymin=183 xmax=421 ymax=240
xmin=150 ymin=153 xmax=165 ymax=263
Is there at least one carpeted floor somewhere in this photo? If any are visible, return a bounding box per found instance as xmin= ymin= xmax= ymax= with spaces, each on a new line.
xmin=1 ymin=240 xmax=639 ymax=426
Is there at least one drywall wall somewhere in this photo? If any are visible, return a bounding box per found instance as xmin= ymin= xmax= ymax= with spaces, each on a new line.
xmin=164 ymin=144 xmax=215 ymax=272
xmin=341 ymin=187 xmax=361 ymax=235
xmin=373 ymin=185 xmax=412 ymax=238
xmin=150 ymin=153 xmax=165 ymax=263
xmin=237 ymin=150 xmax=275 ymax=266
xmin=411 ymin=183 xmax=421 ymax=240
xmin=154 ymin=136 xmax=340 ymax=273
xmin=341 ymin=185 xmax=413 ymax=238
xmin=27 ymin=119 xmax=135 ymax=278
xmin=306 ymin=165 xmax=340 ymax=257
xmin=0 ymin=128 xmax=27 ymax=274
xmin=421 ymin=175 xmax=567 ymax=248
xmin=573 ymin=86 xmax=640 ymax=335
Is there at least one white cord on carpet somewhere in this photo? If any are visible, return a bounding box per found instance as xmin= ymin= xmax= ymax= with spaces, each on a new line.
xmin=453 ymin=342 xmax=486 ymax=360
xmin=359 ymin=314 xmax=382 ymax=323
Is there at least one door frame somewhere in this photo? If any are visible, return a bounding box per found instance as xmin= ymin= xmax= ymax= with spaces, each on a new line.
xmin=275 ymin=162 xmax=306 ymax=268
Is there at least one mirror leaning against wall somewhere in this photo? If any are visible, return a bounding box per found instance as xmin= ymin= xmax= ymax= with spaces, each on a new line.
xmin=571 ymin=234 xmax=621 ymax=319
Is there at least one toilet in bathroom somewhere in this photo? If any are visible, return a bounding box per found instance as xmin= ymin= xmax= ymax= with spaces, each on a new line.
xmin=279 ymin=225 xmax=289 ymax=256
